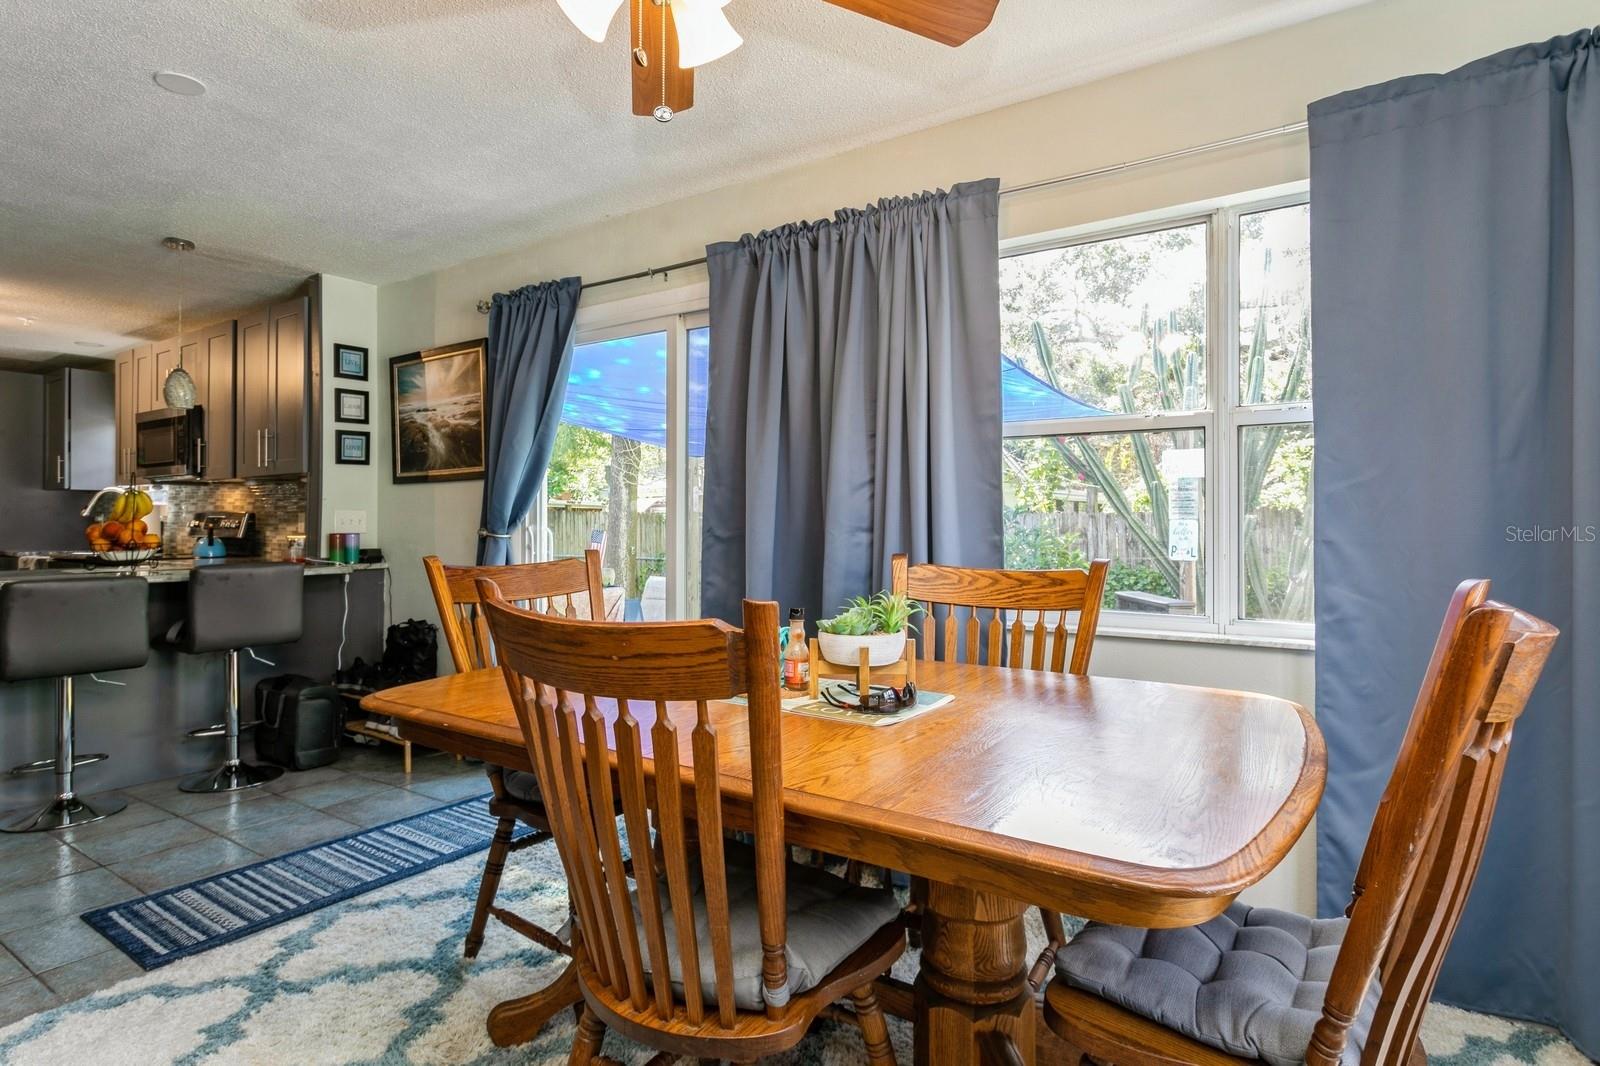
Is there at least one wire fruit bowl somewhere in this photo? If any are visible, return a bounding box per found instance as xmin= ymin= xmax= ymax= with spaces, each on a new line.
xmin=95 ymin=548 xmax=160 ymax=565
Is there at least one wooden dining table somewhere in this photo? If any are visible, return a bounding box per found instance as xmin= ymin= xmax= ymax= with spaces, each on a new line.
xmin=363 ymin=658 xmax=1324 ymax=1065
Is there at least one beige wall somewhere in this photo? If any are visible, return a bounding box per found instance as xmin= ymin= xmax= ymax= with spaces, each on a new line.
xmin=318 ymin=274 xmax=380 ymax=545
xmin=359 ymin=0 xmax=1594 ymax=914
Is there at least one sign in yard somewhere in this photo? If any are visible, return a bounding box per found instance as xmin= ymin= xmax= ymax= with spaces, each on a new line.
xmin=1161 ymin=448 xmax=1205 ymax=562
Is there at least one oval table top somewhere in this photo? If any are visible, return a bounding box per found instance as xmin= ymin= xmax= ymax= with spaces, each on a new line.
xmin=364 ymin=659 xmax=1324 ymax=928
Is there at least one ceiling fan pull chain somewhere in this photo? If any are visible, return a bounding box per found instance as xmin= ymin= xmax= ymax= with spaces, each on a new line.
xmin=653 ymin=0 xmax=673 ymax=122
xmin=632 ymin=0 xmax=647 ymax=67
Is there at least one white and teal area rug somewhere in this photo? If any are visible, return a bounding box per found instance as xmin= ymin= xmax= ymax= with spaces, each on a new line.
xmin=0 ymin=840 xmax=1587 ymax=1065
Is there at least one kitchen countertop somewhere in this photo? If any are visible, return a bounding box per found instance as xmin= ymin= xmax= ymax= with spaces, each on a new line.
xmin=0 ymin=558 xmax=389 ymax=585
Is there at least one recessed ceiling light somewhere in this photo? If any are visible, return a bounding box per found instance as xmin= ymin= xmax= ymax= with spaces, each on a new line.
xmin=16 ymin=316 xmax=34 ymax=326
xmin=153 ymin=71 xmax=206 ymax=96
xmin=74 ymin=341 xmax=100 ymax=348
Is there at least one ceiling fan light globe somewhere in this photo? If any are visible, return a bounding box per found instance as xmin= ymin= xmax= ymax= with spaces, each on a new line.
xmin=670 ymin=0 xmax=742 ymax=68
xmin=557 ymin=0 xmax=625 ymax=42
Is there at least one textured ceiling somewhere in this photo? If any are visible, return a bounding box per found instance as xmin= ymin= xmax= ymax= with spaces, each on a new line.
xmin=0 ymin=0 xmax=1361 ymax=360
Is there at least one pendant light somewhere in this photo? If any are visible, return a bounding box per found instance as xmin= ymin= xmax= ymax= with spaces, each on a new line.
xmin=160 ymin=237 xmax=198 ymax=410
xmin=557 ymin=0 xmax=625 ymax=42
xmin=669 ymin=0 xmax=740 ymax=69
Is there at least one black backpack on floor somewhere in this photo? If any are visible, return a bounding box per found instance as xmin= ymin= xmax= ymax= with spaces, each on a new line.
xmin=255 ymin=674 xmax=343 ymax=770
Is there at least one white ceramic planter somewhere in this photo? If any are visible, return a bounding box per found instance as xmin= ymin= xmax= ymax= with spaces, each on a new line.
xmin=816 ymin=629 xmax=908 ymax=668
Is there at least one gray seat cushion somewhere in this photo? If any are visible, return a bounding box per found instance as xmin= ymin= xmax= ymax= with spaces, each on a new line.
xmin=488 ymin=765 xmax=540 ymax=803
xmin=1057 ymin=903 xmax=1378 ymax=1066
xmin=628 ymin=843 xmax=901 ymax=1012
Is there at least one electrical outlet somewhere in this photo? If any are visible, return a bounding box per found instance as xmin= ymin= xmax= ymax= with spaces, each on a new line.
xmin=333 ymin=509 xmax=368 ymax=533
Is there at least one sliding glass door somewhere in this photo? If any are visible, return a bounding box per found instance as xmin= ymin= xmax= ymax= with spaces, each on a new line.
xmin=529 ymin=312 xmax=707 ymax=620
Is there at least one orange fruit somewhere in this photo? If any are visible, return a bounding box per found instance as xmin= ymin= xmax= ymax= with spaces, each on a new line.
xmin=101 ymin=521 xmax=123 ymax=541
xmin=90 ymin=538 xmax=112 ymax=552
xmin=130 ymin=519 xmax=147 ymax=537
xmin=140 ymin=533 xmax=161 ymax=550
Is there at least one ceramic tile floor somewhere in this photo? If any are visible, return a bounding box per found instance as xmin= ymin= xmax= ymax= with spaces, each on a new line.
xmin=0 ymin=742 xmax=487 ymax=1028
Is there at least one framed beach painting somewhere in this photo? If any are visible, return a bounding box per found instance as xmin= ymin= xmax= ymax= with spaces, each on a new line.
xmin=389 ymin=339 xmax=487 ymax=484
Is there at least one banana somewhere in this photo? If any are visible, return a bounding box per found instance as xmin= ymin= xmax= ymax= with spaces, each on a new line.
xmin=109 ymin=492 xmax=132 ymax=523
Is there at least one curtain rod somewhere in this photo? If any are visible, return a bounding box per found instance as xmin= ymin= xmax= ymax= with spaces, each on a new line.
xmin=476 ymin=120 xmax=1309 ymax=314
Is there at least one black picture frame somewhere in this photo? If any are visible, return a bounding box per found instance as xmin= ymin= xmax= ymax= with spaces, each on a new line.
xmin=334 ymin=387 xmax=369 ymax=425
xmin=389 ymin=339 xmax=487 ymax=484
xmin=335 ymin=430 xmax=370 ymax=465
xmin=334 ymin=344 xmax=369 ymax=381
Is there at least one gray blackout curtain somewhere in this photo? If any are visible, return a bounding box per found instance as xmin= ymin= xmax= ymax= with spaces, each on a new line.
xmin=700 ymin=179 xmax=1003 ymax=625
xmin=1310 ymin=29 xmax=1597 ymax=1056
xmin=477 ymin=276 xmax=582 ymax=565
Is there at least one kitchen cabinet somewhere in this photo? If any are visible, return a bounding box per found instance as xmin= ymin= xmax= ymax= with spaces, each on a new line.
xmin=177 ymin=320 xmax=236 ymax=478
xmin=236 ymin=296 xmax=308 ymax=476
xmin=42 ymin=368 xmax=115 ymax=490
xmin=132 ymin=343 xmax=158 ymax=414
xmin=150 ymin=337 xmax=178 ymax=408
xmin=113 ymin=347 xmax=138 ymax=482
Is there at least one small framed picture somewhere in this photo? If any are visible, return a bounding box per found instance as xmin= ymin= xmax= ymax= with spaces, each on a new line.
xmin=334 ymin=344 xmax=369 ymax=381
xmin=335 ymin=430 xmax=370 ymax=465
xmin=334 ymin=388 xmax=369 ymax=424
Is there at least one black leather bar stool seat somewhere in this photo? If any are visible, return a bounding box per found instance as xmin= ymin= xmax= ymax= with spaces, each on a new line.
xmin=1 ymin=576 xmax=150 ymax=832
xmin=170 ymin=563 xmax=304 ymax=793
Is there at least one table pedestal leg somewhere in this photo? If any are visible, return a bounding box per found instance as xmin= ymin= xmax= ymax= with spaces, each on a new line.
xmin=486 ymin=958 xmax=582 ymax=1046
xmin=915 ymin=881 xmax=1035 ymax=1066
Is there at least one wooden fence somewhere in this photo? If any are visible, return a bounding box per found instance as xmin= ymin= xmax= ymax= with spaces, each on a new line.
xmin=547 ymin=502 xmax=1305 ymax=578
xmin=1008 ymin=509 xmax=1307 ymax=573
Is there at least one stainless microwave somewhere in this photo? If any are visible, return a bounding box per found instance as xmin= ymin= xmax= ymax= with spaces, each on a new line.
xmin=135 ymin=407 xmax=206 ymax=480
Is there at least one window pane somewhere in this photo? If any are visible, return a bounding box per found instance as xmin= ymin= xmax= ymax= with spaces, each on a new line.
xmin=1238 ymin=204 xmax=1311 ymax=404
xmin=1000 ymin=223 xmax=1208 ymax=418
xmin=687 ymin=325 xmax=709 ymax=618
xmin=1240 ymin=423 xmax=1313 ymax=622
xmin=545 ymin=331 xmax=668 ymax=620
xmin=1003 ymin=429 xmax=1207 ymax=616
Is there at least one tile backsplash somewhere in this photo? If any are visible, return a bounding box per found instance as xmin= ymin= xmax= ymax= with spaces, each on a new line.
xmin=159 ymin=478 xmax=307 ymax=560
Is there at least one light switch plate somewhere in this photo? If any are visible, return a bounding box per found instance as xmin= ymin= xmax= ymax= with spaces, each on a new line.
xmin=333 ymin=509 xmax=368 ymax=533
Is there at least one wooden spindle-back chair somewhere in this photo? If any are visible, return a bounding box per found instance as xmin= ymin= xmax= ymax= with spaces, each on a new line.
xmin=891 ymin=552 xmax=1109 ymax=675
xmin=479 ymin=587 xmax=905 ymax=1065
xmin=890 ymin=551 xmax=1110 ymax=986
xmin=1042 ymin=579 xmax=1559 ymax=1066
xmin=423 ymin=550 xmax=604 ymax=959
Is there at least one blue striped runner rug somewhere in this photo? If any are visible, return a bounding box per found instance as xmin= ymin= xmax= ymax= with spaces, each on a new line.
xmin=81 ymin=794 xmax=540 ymax=970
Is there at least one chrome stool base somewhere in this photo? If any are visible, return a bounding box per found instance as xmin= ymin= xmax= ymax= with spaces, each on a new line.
xmin=2 ymin=793 xmax=128 ymax=833
xmin=179 ymin=762 xmax=283 ymax=794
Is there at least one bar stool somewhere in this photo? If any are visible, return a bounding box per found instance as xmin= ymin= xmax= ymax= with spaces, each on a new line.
xmin=1 ymin=576 xmax=150 ymax=833
xmin=173 ymin=563 xmax=304 ymax=793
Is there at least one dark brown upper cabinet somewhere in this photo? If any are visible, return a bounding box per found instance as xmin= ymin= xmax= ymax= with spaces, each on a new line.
xmin=43 ymin=368 xmax=115 ymax=491
xmin=237 ymin=296 xmax=309 ymax=477
xmin=177 ymin=320 xmax=237 ymax=479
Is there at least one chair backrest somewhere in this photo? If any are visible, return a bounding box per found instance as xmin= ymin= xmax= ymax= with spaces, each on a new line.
xmin=423 ymin=550 xmax=603 ymax=672
xmin=890 ymin=553 xmax=1110 ymax=674
xmin=480 ymin=586 xmax=788 ymax=1029
xmin=1307 ymin=580 xmax=1558 ymax=1066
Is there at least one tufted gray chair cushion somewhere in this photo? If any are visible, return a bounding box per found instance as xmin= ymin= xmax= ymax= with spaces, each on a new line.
xmin=1057 ymin=902 xmax=1378 ymax=1065
xmin=629 ymin=843 xmax=902 ymax=1012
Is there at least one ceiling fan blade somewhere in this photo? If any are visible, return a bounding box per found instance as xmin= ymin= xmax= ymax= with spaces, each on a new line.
xmin=817 ymin=0 xmax=998 ymax=46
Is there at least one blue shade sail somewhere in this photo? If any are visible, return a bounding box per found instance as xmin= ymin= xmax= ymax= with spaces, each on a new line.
xmin=1000 ymin=354 xmax=1109 ymax=422
xmin=563 ymin=332 xmax=1101 ymax=455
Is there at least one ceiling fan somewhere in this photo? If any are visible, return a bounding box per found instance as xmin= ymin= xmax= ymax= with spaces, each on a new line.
xmin=556 ymin=0 xmax=1000 ymax=122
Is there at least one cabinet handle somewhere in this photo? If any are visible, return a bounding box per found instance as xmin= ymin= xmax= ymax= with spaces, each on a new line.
xmin=266 ymin=428 xmax=274 ymax=466
xmin=195 ymin=436 xmax=207 ymax=475
xmin=256 ymin=429 xmax=263 ymax=469
xmin=56 ymin=455 xmax=64 ymax=485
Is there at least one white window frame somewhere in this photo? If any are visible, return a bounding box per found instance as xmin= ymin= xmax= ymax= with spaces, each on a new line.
xmin=525 ymin=286 xmax=709 ymax=621
xmin=999 ymin=183 xmax=1313 ymax=642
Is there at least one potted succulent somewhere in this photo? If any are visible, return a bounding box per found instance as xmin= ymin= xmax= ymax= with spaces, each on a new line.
xmin=816 ymin=591 xmax=921 ymax=667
